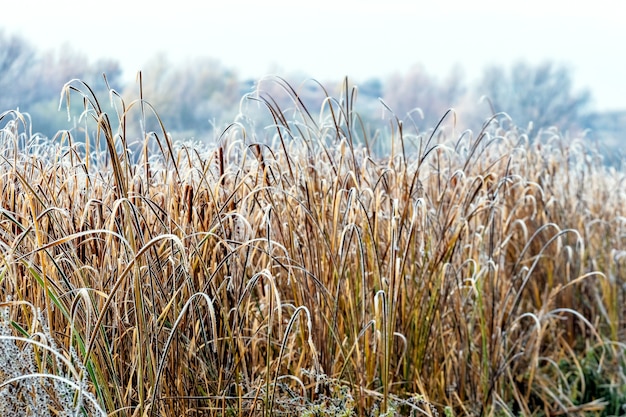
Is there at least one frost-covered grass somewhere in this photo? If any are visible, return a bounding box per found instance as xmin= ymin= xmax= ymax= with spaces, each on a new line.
xmin=0 ymin=77 xmax=625 ymax=416
xmin=0 ymin=304 xmax=106 ymax=416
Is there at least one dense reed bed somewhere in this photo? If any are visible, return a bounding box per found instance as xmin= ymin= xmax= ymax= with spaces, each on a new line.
xmin=1 ymin=77 xmax=625 ymax=416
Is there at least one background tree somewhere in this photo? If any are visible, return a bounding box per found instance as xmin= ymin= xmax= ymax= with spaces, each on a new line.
xmin=475 ymin=61 xmax=591 ymax=131
xmin=0 ymin=30 xmax=38 ymax=111
xmin=28 ymin=48 xmax=123 ymax=138
xmin=382 ymin=64 xmax=465 ymax=131
xmin=1 ymin=30 xmax=123 ymax=138
xmin=132 ymin=54 xmax=242 ymax=138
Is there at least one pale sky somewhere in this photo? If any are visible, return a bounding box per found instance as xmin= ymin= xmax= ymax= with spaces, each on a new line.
xmin=2 ymin=0 xmax=624 ymax=111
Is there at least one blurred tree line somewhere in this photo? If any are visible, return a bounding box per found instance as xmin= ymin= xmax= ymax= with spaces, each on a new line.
xmin=1 ymin=30 xmax=122 ymax=137
xmin=1 ymin=29 xmax=623 ymax=161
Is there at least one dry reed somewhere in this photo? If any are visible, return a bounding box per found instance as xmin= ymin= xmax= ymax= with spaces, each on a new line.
xmin=0 ymin=76 xmax=624 ymax=416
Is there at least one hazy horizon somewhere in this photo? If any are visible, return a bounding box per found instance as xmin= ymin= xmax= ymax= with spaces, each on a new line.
xmin=2 ymin=0 xmax=624 ymax=111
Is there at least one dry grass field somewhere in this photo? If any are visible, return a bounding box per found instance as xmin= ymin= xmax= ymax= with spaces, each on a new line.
xmin=1 ymin=77 xmax=625 ymax=416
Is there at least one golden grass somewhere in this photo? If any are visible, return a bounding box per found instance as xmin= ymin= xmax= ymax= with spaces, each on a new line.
xmin=0 ymin=76 xmax=625 ymax=416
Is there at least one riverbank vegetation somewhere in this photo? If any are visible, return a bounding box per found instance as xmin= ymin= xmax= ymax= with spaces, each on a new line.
xmin=1 ymin=76 xmax=624 ymax=416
